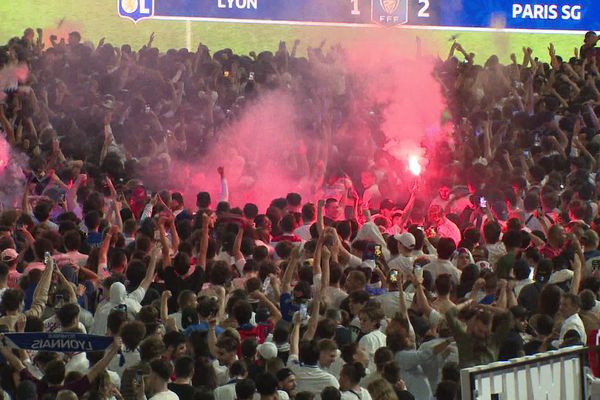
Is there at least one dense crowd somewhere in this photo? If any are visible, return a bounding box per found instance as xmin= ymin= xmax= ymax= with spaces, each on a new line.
xmin=0 ymin=26 xmax=599 ymax=400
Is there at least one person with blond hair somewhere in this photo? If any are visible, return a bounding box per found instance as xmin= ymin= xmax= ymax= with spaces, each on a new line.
xmin=367 ymin=379 xmax=398 ymax=400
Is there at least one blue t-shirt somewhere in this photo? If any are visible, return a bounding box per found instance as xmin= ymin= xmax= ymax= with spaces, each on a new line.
xmin=280 ymin=292 xmax=300 ymax=322
xmin=184 ymin=321 xmax=225 ymax=336
xmin=479 ymin=294 xmax=495 ymax=305
xmin=366 ymin=285 xmax=386 ymax=296
xmin=86 ymin=232 xmax=103 ymax=248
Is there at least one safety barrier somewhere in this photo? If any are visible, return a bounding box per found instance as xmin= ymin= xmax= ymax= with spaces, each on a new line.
xmin=460 ymin=346 xmax=587 ymax=400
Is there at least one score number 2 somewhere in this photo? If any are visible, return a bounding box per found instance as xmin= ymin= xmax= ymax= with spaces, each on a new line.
xmin=350 ymin=0 xmax=429 ymax=17
xmin=418 ymin=0 xmax=430 ymax=17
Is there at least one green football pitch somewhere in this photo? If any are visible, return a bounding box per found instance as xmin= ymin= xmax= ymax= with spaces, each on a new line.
xmin=0 ymin=0 xmax=586 ymax=63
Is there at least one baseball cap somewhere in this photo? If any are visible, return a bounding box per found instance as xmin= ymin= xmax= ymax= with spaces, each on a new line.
xmin=257 ymin=342 xmax=278 ymax=360
xmin=1 ymin=248 xmax=18 ymax=262
xmin=394 ymin=233 xmax=416 ymax=250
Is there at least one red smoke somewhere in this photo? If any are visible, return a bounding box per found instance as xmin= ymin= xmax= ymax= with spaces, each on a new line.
xmin=41 ymin=20 xmax=84 ymax=48
xmin=172 ymin=92 xmax=308 ymax=210
xmin=0 ymin=135 xmax=28 ymax=209
xmin=169 ymin=34 xmax=446 ymax=209
xmin=342 ymin=35 xmax=446 ymax=166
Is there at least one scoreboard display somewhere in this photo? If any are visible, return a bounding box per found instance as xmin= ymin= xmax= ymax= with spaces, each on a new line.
xmin=118 ymin=0 xmax=600 ymax=32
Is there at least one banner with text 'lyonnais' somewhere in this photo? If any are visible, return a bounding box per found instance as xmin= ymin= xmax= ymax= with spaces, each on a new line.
xmin=2 ymin=332 xmax=113 ymax=353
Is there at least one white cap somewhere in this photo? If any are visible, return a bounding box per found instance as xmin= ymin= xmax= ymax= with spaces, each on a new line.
xmin=257 ymin=342 xmax=278 ymax=360
xmin=1 ymin=248 xmax=18 ymax=262
xmin=394 ymin=233 xmax=416 ymax=250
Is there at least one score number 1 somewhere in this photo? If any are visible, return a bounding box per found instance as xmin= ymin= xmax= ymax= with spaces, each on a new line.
xmin=351 ymin=0 xmax=429 ymax=17
xmin=351 ymin=0 xmax=360 ymax=15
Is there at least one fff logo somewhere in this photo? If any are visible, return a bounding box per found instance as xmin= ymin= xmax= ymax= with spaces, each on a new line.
xmin=118 ymin=0 xmax=154 ymax=23
xmin=372 ymin=0 xmax=408 ymax=25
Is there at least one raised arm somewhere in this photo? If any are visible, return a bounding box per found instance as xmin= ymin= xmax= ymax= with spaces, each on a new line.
xmin=312 ymin=234 xmax=324 ymax=279
xmin=290 ymin=312 xmax=301 ymax=356
xmin=251 ymin=291 xmax=282 ymax=324
xmin=55 ymin=265 xmax=78 ymax=303
xmin=0 ymin=337 xmax=26 ymax=371
xmin=506 ymin=280 xmax=518 ymax=308
xmin=207 ymin=317 xmax=219 ymax=358
xmin=0 ymin=105 xmax=15 ymax=144
xmin=99 ymin=225 xmax=119 ymax=267
xmin=106 ymin=178 xmax=124 ymax=229
xmin=218 ymin=167 xmax=229 ymax=202
xmin=26 ymin=255 xmax=54 ymax=318
xmin=398 ymin=182 xmax=418 ymax=228
xmin=571 ymin=238 xmax=584 ymax=294
xmin=303 ymin=286 xmax=322 ymax=341
xmin=21 ymin=182 xmax=33 ymax=216
xmin=233 ymin=224 xmax=245 ymax=263
xmin=495 ymin=279 xmax=508 ymax=309
xmin=316 ymin=199 xmax=325 ymax=236
xmin=573 ymin=132 xmax=597 ymax=171
xmin=66 ymin=173 xmax=86 ymax=215
xmin=482 ymin=119 xmax=493 ymax=161
xmin=161 ymin=290 xmax=178 ymax=332
xmin=157 ymin=219 xmax=172 ymax=268
xmin=138 ymin=246 xmax=159 ymax=292
xmin=214 ymin=285 xmax=227 ymax=324
xmin=87 ymin=337 xmax=122 ymax=382
xmin=447 ymin=42 xmax=458 ymax=61
xmin=397 ymin=273 xmax=409 ymax=320
xmin=291 ymin=39 xmax=300 ymax=57
xmin=445 ymin=306 xmax=468 ymax=341
xmin=413 ymin=275 xmax=433 ymax=317
xmin=100 ymin=112 xmax=113 ymax=163
xmin=320 ymin=245 xmax=331 ymax=297
xmin=281 ymin=247 xmax=301 ymax=294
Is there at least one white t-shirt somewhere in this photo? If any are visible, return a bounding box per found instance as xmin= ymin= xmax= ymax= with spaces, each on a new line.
xmin=388 ymin=255 xmax=414 ymax=274
xmin=435 ymin=218 xmax=461 ymax=247
xmin=43 ymin=314 xmax=87 ymax=333
xmin=358 ymin=330 xmax=387 ymax=372
xmin=214 ymin=382 xmax=236 ymax=400
xmin=65 ymin=352 xmax=89 ymax=374
xmin=362 ymin=185 xmax=382 ymax=210
xmin=91 ymin=285 xmax=145 ymax=335
xmin=108 ymin=347 xmax=140 ymax=376
xmin=149 ymin=390 xmax=179 ymax=400
xmin=321 ymin=349 xmax=344 ymax=379
xmin=423 ymin=259 xmax=461 ymax=285
xmin=287 ymin=354 xmax=339 ymax=399
xmin=294 ymin=224 xmax=313 ymax=241
xmin=341 ymin=387 xmax=372 ymax=400
xmin=486 ymin=242 xmax=507 ymax=266
xmin=214 ymin=359 xmax=232 ymax=386
xmin=323 ymin=286 xmax=348 ymax=309
xmin=375 ymin=291 xmax=414 ymax=319
xmin=554 ymin=313 xmax=587 ymax=348
xmin=168 ymin=312 xmax=183 ymax=331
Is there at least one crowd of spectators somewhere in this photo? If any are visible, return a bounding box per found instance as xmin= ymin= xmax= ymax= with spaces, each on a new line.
xmin=0 ymin=26 xmax=599 ymax=400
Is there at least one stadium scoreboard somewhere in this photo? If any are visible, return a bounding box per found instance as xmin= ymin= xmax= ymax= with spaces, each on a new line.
xmin=118 ymin=0 xmax=600 ymax=32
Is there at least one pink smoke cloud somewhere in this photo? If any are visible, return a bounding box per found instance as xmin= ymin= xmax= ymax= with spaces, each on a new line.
xmin=166 ymin=34 xmax=446 ymax=210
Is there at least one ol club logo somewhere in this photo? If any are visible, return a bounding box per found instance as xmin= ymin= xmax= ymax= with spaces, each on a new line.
xmin=118 ymin=0 xmax=154 ymax=23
